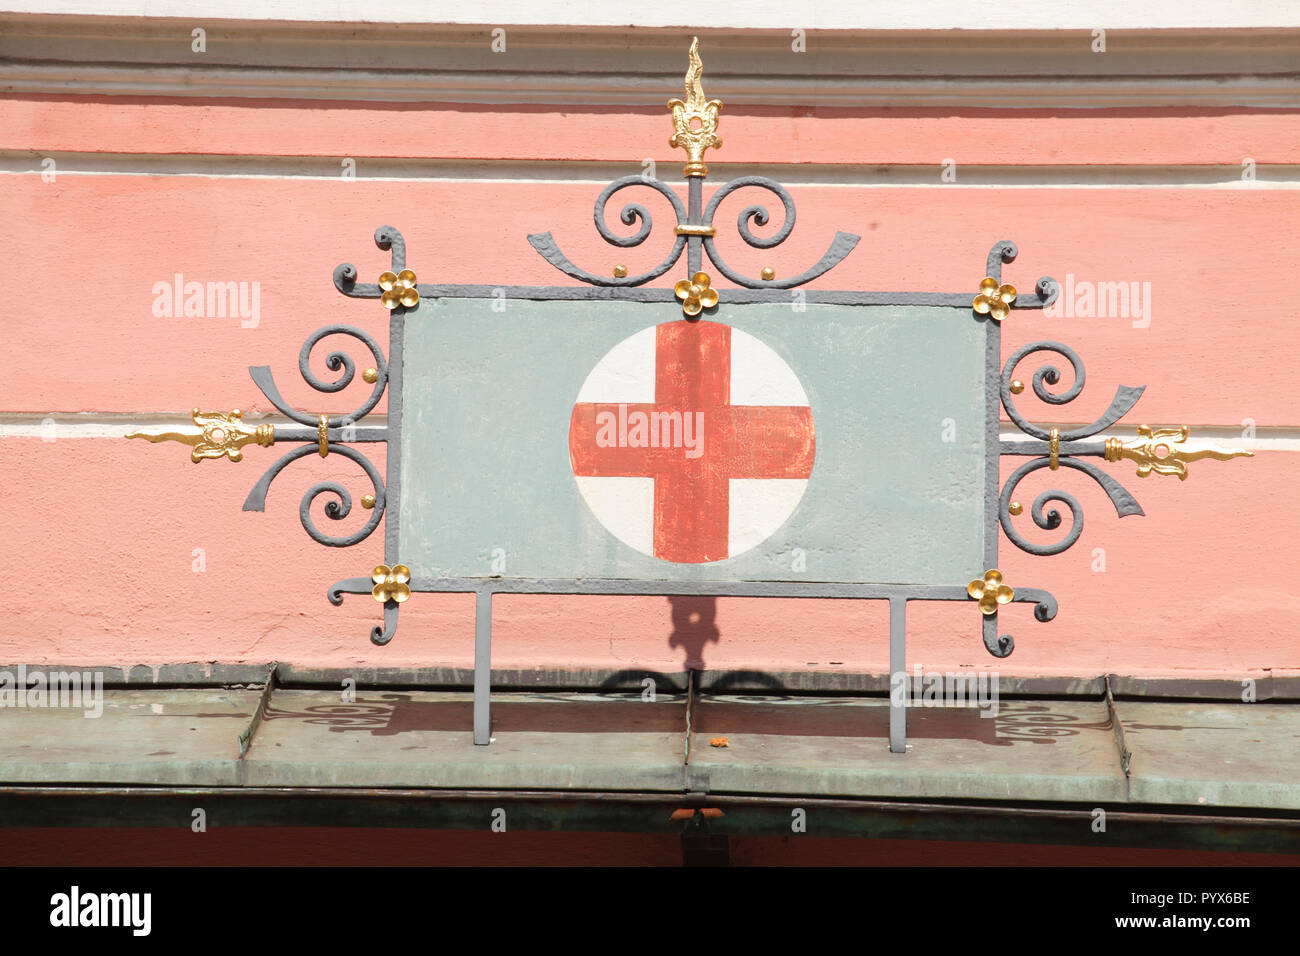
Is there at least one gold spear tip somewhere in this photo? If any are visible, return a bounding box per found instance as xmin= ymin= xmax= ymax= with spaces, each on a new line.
xmin=668 ymin=36 xmax=722 ymax=177
xmin=1104 ymin=425 xmax=1253 ymax=480
xmin=125 ymin=408 xmax=274 ymax=463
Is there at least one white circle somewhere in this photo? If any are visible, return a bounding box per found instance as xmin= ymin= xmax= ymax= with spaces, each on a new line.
xmin=569 ymin=322 xmax=814 ymax=563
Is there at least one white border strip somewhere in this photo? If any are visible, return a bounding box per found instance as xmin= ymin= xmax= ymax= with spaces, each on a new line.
xmin=4 ymin=1 xmax=1300 ymax=30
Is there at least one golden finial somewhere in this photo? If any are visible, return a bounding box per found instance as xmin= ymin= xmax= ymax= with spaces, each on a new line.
xmin=126 ymin=408 xmax=275 ymax=463
xmin=1105 ymin=425 xmax=1253 ymax=480
xmin=668 ymin=37 xmax=723 ymax=178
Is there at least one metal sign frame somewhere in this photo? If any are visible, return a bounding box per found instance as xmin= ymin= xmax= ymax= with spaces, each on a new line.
xmin=129 ymin=39 xmax=1250 ymax=753
xmin=304 ymin=230 xmax=1065 ymax=754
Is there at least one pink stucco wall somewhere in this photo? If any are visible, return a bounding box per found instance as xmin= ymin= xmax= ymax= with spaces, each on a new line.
xmin=3 ymin=95 xmax=1295 ymax=680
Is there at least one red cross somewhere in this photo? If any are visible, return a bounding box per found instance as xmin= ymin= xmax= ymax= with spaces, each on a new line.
xmin=569 ymin=321 xmax=815 ymax=563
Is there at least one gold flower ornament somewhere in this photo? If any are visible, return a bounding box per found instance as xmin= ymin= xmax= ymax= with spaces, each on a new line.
xmin=968 ymin=569 xmax=1014 ymax=616
xmin=379 ymin=270 xmax=419 ymax=310
xmin=371 ymin=564 xmax=411 ymax=604
xmin=973 ymin=277 xmax=1016 ymax=321
xmin=675 ymin=272 xmax=718 ymax=317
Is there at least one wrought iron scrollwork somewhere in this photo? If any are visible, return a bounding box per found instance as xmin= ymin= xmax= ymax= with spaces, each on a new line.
xmin=225 ymin=226 xmax=409 ymax=558
xmin=314 ymin=225 xmax=427 ymax=642
xmin=999 ymin=457 xmax=1144 ymax=556
xmin=998 ymin=341 xmax=1147 ymax=556
xmin=526 ymin=41 xmax=860 ymax=292
xmin=977 ymin=586 xmax=1058 ymax=659
xmin=700 ymin=176 xmax=860 ymax=289
xmin=333 ymin=224 xmax=408 ymax=298
xmin=1000 ymin=342 xmax=1144 ymax=442
xmin=527 ymin=176 xmax=689 ymax=287
xmin=241 ymin=319 xmax=390 ymax=549
xmin=327 ymin=576 xmax=399 ymax=645
xmin=985 ymin=240 xmax=1059 ymax=309
xmin=243 ymin=444 xmax=386 ymax=548
xmin=249 ymin=324 xmax=389 ymax=427
xmin=528 ymin=173 xmax=860 ymax=291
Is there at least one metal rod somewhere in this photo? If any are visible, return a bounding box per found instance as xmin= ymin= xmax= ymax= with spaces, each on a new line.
xmin=410 ymin=284 xmax=996 ymax=307
xmin=275 ymin=425 xmax=388 ymax=443
xmin=999 ymin=440 xmax=1106 ymax=457
xmin=1105 ymin=673 xmax=1133 ymax=781
xmin=682 ymin=669 xmax=696 ymax=790
xmin=473 ymin=590 xmax=492 ymax=745
xmin=687 ymin=177 xmax=702 ymax=276
xmin=889 ymin=597 xmax=906 ymax=754
xmin=237 ymin=662 xmax=278 ymax=758
xmin=984 ymin=307 xmax=1000 ymax=573
xmin=403 ymin=580 xmax=977 ymax=599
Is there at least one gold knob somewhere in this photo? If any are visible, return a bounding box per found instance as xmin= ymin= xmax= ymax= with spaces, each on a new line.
xmin=362 ymin=367 xmax=379 ymax=384
xmin=613 ymin=265 xmax=628 ymax=278
xmin=761 ymin=267 xmax=776 ymax=281
xmin=1009 ymin=501 xmax=1023 ymax=516
xmin=1010 ymin=380 xmax=1024 ymax=394
xmin=361 ymin=494 xmax=376 ymax=509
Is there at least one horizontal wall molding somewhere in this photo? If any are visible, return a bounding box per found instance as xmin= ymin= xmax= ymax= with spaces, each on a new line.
xmin=5 ymin=152 xmax=1300 ymax=188
xmin=6 ymin=64 xmax=1299 ymax=108
xmin=2 ymin=17 xmax=1300 ymax=107
xmin=6 ymin=1 xmax=1300 ymax=31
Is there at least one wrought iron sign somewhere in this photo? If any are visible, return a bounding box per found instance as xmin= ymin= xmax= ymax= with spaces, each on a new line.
xmin=129 ymin=39 xmax=1250 ymax=752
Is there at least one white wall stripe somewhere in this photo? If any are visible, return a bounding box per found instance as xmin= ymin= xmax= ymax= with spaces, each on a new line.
xmin=4 ymin=2 xmax=1300 ymax=31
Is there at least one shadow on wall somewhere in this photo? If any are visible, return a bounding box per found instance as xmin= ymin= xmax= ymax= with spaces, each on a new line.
xmin=668 ymin=596 xmax=719 ymax=669
xmin=592 ymin=595 xmax=793 ymax=696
